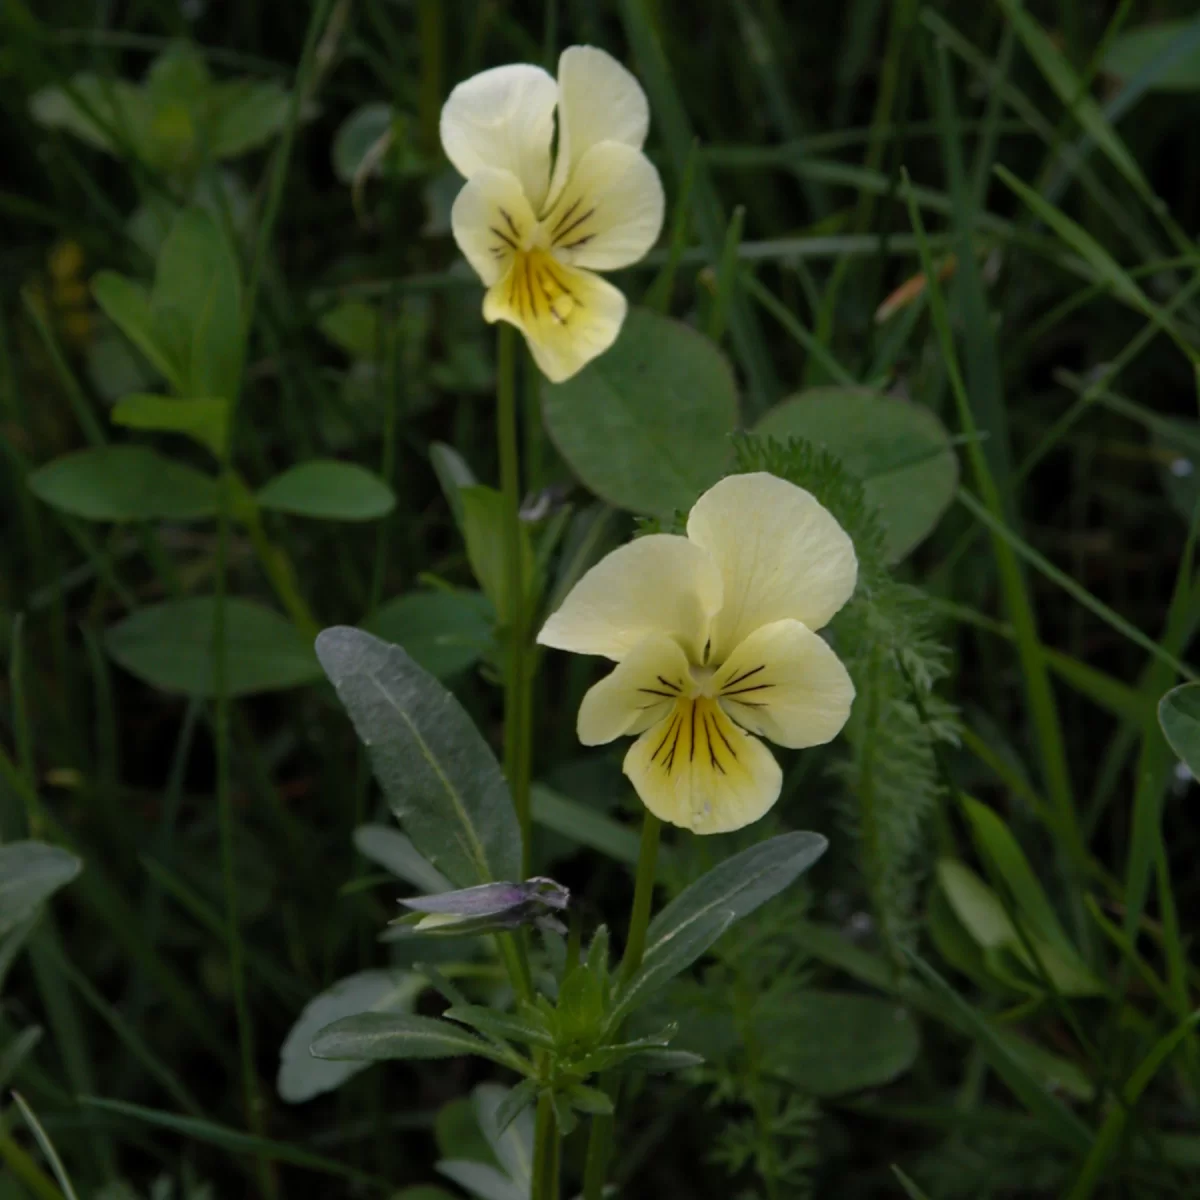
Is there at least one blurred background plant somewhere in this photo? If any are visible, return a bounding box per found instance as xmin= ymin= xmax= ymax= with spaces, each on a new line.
xmin=3 ymin=0 xmax=1200 ymax=1197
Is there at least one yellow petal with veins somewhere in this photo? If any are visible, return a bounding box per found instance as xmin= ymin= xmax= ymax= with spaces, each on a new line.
xmin=577 ymin=634 xmax=691 ymax=746
xmin=687 ymin=472 xmax=858 ymax=661
xmin=546 ymin=45 xmax=650 ymax=210
xmin=537 ymin=533 xmax=722 ymax=663
xmin=540 ymin=141 xmax=664 ymax=272
xmin=449 ymin=168 xmax=538 ymax=287
xmin=483 ymin=253 xmax=627 ymax=383
xmin=624 ymin=697 xmax=783 ymax=834
xmin=439 ymin=64 xmax=557 ymax=209
xmin=713 ymin=619 xmax=855 ymax=749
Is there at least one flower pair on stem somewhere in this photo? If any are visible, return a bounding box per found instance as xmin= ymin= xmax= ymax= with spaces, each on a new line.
xmin=438 ymin=43 xmax=857 ymax=1200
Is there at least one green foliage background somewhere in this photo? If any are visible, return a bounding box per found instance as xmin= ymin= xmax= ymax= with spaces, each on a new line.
xmin=3 ymin=0 xmax=1200 ymax=1197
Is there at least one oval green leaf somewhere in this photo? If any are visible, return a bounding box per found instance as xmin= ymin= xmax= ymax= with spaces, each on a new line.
xmin=758 ymin=989 xmax=919 ymax=1096
xmin=363 ymin=590 xmax=493 ymax=679
xmin=0 ymin=842 xmax=82 ymax=938
xmin=110 ymin=394 xmax=230 ymax=457
xmin=1102 ymin=20 xmax=1200 ymax=92
xmin=755 ymin=388 xmax=958 ymax=560
xmin=105 ymin=597 xmax=321 ymax=697
xmin=542 ymin=308 xmax=739 ymax=518
xmin=28 ymin=445 xmax=217 ymax=521
xmin=1159 ymin=683 xmax=1200 ymax=777
xmin=314 ymin=627 xmax=521 ymax=887
xmin=258 ymin=460 xmax=395 ymax=521
xmin=277 ymin=970 xmax=424 ymax=1103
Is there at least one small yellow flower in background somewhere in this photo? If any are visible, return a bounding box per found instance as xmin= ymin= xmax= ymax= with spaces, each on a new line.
xmin=538 ymin=474 xmax=858 ymax=834
xmin=440 ymin=46 xmax=665 ymax=383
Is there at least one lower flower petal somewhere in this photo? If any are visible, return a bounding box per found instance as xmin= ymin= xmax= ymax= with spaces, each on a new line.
xmin=577 ymin=634 xmax=692 ymax=746
xmin=713 ymin=619 xmax=855 ymax=749
xmin=624 ymin=698 xmax=783 ymax=835
xmin=483 ymin=256 xmax=627 ymax=383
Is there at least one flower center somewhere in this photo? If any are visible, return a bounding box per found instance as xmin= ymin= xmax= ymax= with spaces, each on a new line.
xmin=504 ymin=249 xmax=579 ymax=326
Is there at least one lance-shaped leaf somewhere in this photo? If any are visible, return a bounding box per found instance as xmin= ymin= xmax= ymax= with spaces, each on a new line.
xmin=315 ymin=627 xmax=521 ymax=887
xmin=310 ymin=1012 xmax=514 ymax=1067
xmin=614 ymin=832 xmax=827 ymax=1021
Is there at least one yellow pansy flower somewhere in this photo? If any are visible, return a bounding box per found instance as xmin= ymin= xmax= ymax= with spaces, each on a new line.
xmin=538 ymin=474 xmax=858 ymax=834
xmin=440 ymin=46 xmax=665 ymax=383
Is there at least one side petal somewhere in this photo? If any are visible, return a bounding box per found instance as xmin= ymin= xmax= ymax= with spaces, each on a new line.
xmin=542 ymin=142 xmax=664 ymax=271
xmin=624 ymin=698 xmax=783 ymax=835
xmin=713 ymin=619 xmax=855 ymax=749
xmin=687 ymin=472 xmax=858 ymax=660
xmin=546 ymin=45 xmax=650 ymax=209
xmin=449 ymin=168 xmax=537 ymax=286
xmin=484 ymin=257 xmax=628 ymax=383
xmin=440 ymin=64 xmax=557 ymax=210
xmin=537 ymin=533 xmax=722 ymax=662
xmin=576 ymin=634 xmax=692 ymax=745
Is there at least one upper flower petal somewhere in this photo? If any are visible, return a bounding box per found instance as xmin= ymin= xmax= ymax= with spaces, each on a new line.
xmin=449 ymin=168 xmax=538 ymax=286
xmin=576 ymin=633 xmax=691 ymax=745
xmin=624 ymin=698 xmax=783 ymax=834
xmin=537 ymin=533 xmax=722 ymax=662
xmin=483 ymin=256 xmax=627 ymax=383
xmin=440 ymin=64 xmax=558 ymax=210
xmin=540 ymin=141 xmax=664 ymax=271
xmin=713 ymin=619 xmax=855 ymax=749
xmin=687 ymin=473 xmax=858 ymax=661
xmin=546 ymin=46 xmax=650 ymax=210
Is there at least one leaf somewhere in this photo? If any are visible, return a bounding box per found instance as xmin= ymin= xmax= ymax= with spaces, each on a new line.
xmin=904 ymin=952 xmax=1093 ymax=1152
xmin=311 ymin=1012 xmax=501 ymax=1064
xmin=491 ymin=1079 xmax=540 ymax=1135
xmin=473 ymin=1083 xmax=534 ymax=1190
xmin=91 ymin=272 xmax=184 ymax=390
xmin=208 ymin=80 xmax=293 ymax=158
xmin=314 ymin=627 xmax=521 ymax=886
xmin=542 ymin=308 xmax=739 ymax=518
xmin=352 ymin=824 xmax=452 ymax=893
xmin=443 ymin=1007 xmax=554 ymax=1051
xmin=106 ymin=597 xmax=320 ymax=697
xmin=151 ymin=207 xmax=243 ymax=401
xmin=80 ymin=1097 xmax=385 ymax=1187
xmin=110 ymin=394 xmax=230 ymax=457
xmin=257 ymin=460 xmax=395 ymax=521
xmin=429 ymin=441 xmax=477 ymax=532
xmin=531 ymin=784 xmax=645 ymax=869
xmin=1102 ymin=20 xmax=1200 ymax=92
xmin=755 ymin=388 xmax=958 ymax=560
xmin=758 ymin=990 xmax=920 ymax=1096
xmin=28 ymin=446 xmax=218 ymax=522
xmin=960 ymin=798 xmax=1102 ymax=995
xmin=459 ymin=487 xmax=534 ymax=625
xmin=277 ymin=970 xmax=424 ymax=1103
xmin=363 ymin=590 xmax=493 ymax=679
xmin=0 ymin=843 xmax=82 ymax=937
xmin=29 ymin=75 xmax=152 ymax=157
xmin=332 ymin=103 xmax=395 ymax=183
xmin=1159 ymin=683 xmax=1200 ymax=777
xmin=436 ymin=1161 xmax=524 ymax=1200
xmin=318 ymin=301 xmax=383 ymax=359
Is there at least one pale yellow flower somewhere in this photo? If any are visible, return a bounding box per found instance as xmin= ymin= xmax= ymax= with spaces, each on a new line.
xmin=440 ymin=46 xmax=664 ymax=382
xmin=537 ymin=474 xmax=858 ymax=834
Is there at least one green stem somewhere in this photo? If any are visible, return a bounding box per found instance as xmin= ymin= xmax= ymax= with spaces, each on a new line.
xmin=229 ymin=473 xmax=319 ymax=640
xmin=497 ymin=324 xmax=533 ymax=874
xmin=584 ymin=811 xmax=663 ymax=1199
xmin=619 ymin=812 xmax=662 ymax=984
xmin=0 ymin=1126 xmax=65 ymax=1200
xmin=531 ymin=1093 xmax=557 ymax=1200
